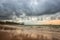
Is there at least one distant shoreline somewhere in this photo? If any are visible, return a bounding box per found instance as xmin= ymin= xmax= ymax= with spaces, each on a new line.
xmin=0 ymin=21 xmax=60 ymax=26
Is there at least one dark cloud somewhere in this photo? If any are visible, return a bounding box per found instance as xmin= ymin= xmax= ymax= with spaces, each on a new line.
xmin=0 ymin=0 xmax=60 ymax=19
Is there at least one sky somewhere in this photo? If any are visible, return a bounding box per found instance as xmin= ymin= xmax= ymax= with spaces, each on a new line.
xmin=0 ymin=0 xmax=60 ymax=20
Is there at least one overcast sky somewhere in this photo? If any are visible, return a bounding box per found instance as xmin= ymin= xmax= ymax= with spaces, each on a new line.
xmin=0 ymin=0 xmax=60 ymax=20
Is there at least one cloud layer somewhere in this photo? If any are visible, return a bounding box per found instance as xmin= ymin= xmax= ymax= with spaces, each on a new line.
xmin=0 ymin=0 xmax=60 ymax=19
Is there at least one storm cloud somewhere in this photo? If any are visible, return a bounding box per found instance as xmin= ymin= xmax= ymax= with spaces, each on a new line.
xmin=0 ymin=0 xmax=60 ymax=19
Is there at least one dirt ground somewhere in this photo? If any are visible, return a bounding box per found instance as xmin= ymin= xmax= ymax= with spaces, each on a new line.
xmin=0 ymin=24 xmax=60 ymax=40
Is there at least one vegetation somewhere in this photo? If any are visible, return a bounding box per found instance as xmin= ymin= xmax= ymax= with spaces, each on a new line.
xmin=0 ymin=21 xmax=21 ymax=25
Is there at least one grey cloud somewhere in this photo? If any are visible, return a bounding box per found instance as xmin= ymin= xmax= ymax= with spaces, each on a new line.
xmin=0 ymin=0 xmax=60 ymax=19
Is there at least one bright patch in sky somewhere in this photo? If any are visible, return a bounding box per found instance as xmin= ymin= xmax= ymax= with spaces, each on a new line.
xmin=30 ymin=0 xmax=38 ymax=6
